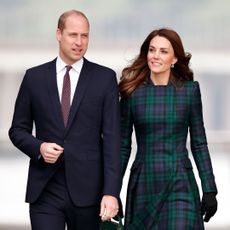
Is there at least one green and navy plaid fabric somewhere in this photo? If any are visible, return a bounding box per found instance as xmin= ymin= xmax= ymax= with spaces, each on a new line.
xmin=120 ymin=79 xmax=217 ymax=229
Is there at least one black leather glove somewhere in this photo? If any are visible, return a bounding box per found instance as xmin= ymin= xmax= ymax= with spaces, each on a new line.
xmin=201 ymin=192 xmax=217 ymax=222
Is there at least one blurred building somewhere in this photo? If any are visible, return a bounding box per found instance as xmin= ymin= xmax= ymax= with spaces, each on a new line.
xmin=0 ymin=1 xmax=229 ymax=229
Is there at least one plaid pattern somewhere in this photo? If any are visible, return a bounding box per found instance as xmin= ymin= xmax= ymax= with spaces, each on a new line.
xmin=120 ymin=80 xmax=217 ymax=229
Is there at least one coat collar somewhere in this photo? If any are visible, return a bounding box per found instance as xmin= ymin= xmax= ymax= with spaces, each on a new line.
xmin=46 ymin=58 xmax=65 ymax=128
xmin=65 ymin=58 xmax=92 ymax=132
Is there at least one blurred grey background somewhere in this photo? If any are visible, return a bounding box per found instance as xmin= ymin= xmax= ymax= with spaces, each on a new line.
xmin=0 ymin=0 xmax=229 ymax=229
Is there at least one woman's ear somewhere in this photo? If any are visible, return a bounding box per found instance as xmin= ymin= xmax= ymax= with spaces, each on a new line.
xmin=172 ymin=57 xmax=178 ymax=65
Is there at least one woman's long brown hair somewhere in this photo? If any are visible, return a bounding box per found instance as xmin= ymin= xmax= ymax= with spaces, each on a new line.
xmin=119 ymin=28 xmax=193 ymax=98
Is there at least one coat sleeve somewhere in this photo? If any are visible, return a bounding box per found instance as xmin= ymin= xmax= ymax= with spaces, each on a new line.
xmin=120 ymin=96 xmax=134 ymax=178
xmin=8 ymin=71 xmax=42 ymax=162
xmin=102 ymin=72 xmax=121 ymax=198
xmin=189 ymin=81 xmax=217 ymax=194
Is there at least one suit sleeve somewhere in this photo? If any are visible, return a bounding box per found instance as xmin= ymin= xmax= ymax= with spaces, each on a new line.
xmin=8 ymin=71 xmax=42 ymax=162
xmin=120 ymin=96 xmax=133 ymax=178
xmin=102 ymin=72 xmax=121 ymax=197
xmin=189 ymin=81 xmax=217 ymax=193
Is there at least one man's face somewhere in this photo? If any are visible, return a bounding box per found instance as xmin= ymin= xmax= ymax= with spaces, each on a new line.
xmin=56 ymin=14 xmax=89 ymax=65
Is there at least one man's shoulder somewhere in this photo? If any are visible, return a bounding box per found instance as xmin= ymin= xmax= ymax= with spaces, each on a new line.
xmin=84 ymin=58 xmax=116 ymax=75
xmin=27 ymin=58 xmax=56 ymax=73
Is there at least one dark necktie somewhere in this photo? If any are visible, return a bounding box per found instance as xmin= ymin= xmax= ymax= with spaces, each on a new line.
xmin=61 ymin=65 xmax=72 ymax=127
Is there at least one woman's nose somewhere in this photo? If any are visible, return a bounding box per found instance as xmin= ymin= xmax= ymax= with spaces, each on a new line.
xmin=153 ymin=50 xmax=159 ymax=58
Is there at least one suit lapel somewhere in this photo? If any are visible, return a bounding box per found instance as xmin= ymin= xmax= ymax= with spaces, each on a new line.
xmin=46 ymin=58 xmax=65 ymax=128
xmin=65 ymin=58 xmax=92 ymax=131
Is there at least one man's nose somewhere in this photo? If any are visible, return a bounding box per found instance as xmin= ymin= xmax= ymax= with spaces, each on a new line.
xmin=75 ymin=36 xmax=82 ymax=45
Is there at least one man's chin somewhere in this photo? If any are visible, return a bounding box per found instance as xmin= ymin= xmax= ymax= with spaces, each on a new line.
xmin=72 ymin=54 xmax=84 ymax=61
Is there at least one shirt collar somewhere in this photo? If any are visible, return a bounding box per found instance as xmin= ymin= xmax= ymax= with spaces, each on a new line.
xmin=56 ymin=56 xmax=84 ymax=74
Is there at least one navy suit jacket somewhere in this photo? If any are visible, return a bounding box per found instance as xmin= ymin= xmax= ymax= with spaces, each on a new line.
xmin=9 ymin=58 xmax=121 ymax=206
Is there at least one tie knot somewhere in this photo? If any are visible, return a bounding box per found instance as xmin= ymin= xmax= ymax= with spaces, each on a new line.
xmin=66 ymin=65 xmax=72 ymax=72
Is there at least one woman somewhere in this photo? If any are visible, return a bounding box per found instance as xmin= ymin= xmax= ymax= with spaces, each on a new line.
xmin=119 ymin=28 xmax=217 ymax=229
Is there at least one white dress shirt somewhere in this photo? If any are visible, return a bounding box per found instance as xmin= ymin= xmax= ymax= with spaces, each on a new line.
xmin=56 ymin=56 xmax=84 ymax=104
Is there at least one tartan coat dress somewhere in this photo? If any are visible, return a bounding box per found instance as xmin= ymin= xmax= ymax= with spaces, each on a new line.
xmin=120 ymin=79 xmax=217 ymax=230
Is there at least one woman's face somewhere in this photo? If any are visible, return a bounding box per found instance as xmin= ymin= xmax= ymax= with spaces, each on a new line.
xmin=147 ymin=35 xmax=177 ymax=77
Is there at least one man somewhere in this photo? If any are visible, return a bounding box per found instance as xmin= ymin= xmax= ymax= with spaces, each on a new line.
xmin=9 ymin=10 xmax=121 ymax=230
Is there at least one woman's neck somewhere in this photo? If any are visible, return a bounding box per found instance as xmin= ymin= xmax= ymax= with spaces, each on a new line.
xmin=150 ymin=72 xmax=170 ymax=85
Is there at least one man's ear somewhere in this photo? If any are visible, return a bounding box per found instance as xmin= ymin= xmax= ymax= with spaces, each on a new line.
xmin=56 ymin=28 xmax=61 ymax=42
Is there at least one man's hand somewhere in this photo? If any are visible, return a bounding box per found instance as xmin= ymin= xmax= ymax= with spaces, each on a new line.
xmin=100 ymin=195 xmax=119 ymax=221
xmin=40 ymin=142 xmax=64 ymax=164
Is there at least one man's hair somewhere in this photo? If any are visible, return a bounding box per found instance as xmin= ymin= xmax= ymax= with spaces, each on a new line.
xmin=57 ymin=10 xmax=89 ymax=32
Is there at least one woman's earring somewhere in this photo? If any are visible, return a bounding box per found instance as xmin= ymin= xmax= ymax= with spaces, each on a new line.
xmin=171 ymin=64 xmax=174 ymax=68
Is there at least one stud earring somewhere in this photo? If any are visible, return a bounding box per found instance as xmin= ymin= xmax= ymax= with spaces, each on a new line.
xmin=171 ymin=64 xmax=174 ymax=68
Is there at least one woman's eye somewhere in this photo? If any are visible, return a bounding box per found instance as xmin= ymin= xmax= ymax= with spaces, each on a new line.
xmin=149 ymin=48 xmax=155 ymax=52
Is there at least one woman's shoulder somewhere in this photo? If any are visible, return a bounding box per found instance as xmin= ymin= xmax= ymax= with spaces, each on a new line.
xmin=182 ymin=80 xmax=202 ymax=97
xmin=183 ymin=80 xmax=200 ymax=90
xmin=120 ymin=83 xmax=145 ymax=103
xmin=131 ymin=83 xmax=147 ymax=98
xmin=184 ymin=80 xmax=198 ymax=86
